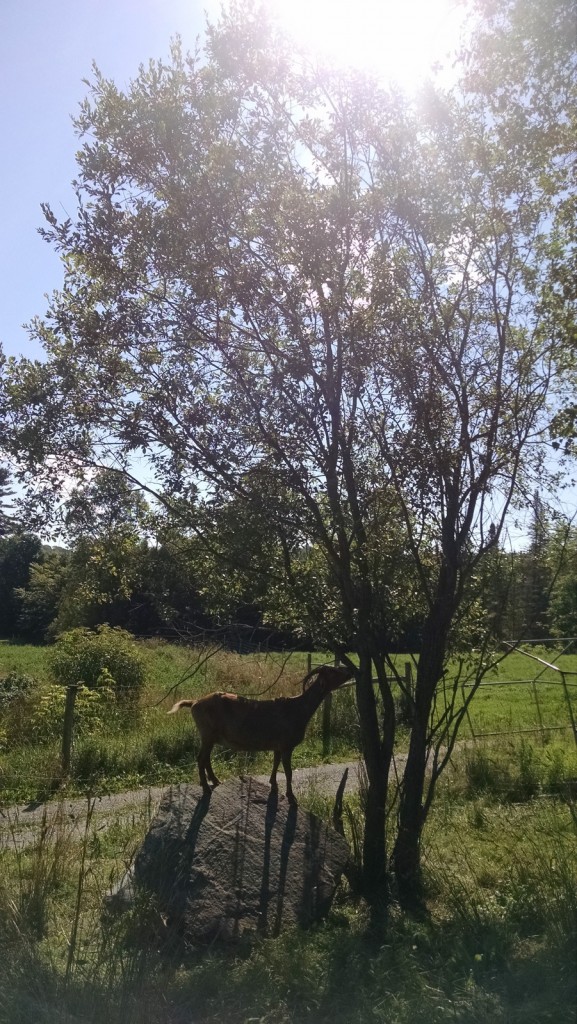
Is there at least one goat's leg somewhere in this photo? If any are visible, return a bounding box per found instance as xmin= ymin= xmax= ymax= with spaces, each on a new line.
xmin=205 ymin=747 xmax=220 ymax=787
xmin=198 ymin=741 xmax=219 ymax=791
xmin=269 ymin=750 xmax=281 ymax=792
xmin=281 ymin=750 xmax=297 ymax=806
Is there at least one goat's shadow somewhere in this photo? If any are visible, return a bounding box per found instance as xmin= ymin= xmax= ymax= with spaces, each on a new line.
xmin=136 ymin=785 xmax=213 ymax=908
xmin=256 ymin=790 xmax=299 ymax=937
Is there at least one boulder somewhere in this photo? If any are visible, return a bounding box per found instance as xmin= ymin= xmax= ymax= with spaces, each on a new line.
xmin=107 ymin=777 xmax=351 ymax=944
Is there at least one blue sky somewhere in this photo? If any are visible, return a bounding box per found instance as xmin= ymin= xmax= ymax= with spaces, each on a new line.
xmin=0 ymin=0 xmax=217 ymax=361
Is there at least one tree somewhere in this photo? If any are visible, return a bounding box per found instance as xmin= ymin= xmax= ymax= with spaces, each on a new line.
xmin=49 ymin=473 xmax=209 ymax=636
xmin=0 ymin=465 xmax=16 ymax=536
xmin=0 ymin=347 xmax=17 ymax=536
xmin=15 ymin=547 xmax=70 ymax=640
xmin=7 ymin=2 xmax=570 ymax=896
xmin=521 ymin=491 xmax=552 ymax=639
xmin=0 ymin=533 xmax=43 ymax=637
xmin=52 ymin=471 xmax=151 ymax=632
xmin=543 ymin=523 xmax=577 ymax=639
xmin=462 ymin=0 xmax=577 ymax=450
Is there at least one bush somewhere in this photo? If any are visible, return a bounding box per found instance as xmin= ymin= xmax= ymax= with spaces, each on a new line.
xmin=28 ymin=683 xmax=118 ymax=744
xmin=49 ymin=625 xmax=145 ymax=707
xmin=0 ymin=672 xmax=37 ymax=707
xmin=0 ymin=672 xmax=39 ymax=751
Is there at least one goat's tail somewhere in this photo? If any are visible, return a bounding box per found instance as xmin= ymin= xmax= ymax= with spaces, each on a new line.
xmin=167 ymin=698 xmax=197 ymax=715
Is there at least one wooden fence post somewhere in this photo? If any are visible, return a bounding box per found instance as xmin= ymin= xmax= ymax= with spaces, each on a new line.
xmin=61 ymin=684 xmax=78 ymax=777
xmin=398 ymin=661 xmax=414 ymax=724
xmin=322 ymin=691 xmax=333 ymax=757
xmin=404 ymin=661 xmax=413 ymax=700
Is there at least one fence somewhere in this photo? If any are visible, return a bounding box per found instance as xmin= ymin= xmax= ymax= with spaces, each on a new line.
xmin=453 ymin=639 xmax=577 ymax=749
xmin=316 ymin=640 xmax=577 ymax=755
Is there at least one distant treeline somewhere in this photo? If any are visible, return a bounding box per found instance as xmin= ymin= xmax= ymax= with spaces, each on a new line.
xmin=1 ymin=512 xmax=575 ymax=647
xmin=0 ymin=532 xmax=288 ymax=648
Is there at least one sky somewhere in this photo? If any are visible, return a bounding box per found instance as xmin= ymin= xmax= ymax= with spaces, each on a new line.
xmin=0 ymin=0 xmax=464 ymax=362
xmin=0 ymin=0 xmax=218 ymax=361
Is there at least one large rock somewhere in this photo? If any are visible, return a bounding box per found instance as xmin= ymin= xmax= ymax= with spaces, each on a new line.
xmin=107 ymin=777 xmax=350 ymax=943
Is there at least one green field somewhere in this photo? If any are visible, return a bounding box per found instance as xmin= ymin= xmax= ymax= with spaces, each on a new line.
xmin=1 ymin=642 xmax=576 ymax=805
xmin=0 ymin=643 xmax=360 ymax=804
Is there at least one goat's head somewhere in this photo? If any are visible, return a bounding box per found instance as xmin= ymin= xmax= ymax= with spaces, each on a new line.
xmin=301 ymin=663 xmax=353 ymax=695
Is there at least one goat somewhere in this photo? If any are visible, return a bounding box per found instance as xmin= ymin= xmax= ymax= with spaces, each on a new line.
xmin=167 ymin=663 xmax=352 ymax=805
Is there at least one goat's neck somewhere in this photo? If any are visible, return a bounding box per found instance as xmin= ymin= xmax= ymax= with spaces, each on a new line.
xmin=300 ymin=682 xmax=329 ymax=718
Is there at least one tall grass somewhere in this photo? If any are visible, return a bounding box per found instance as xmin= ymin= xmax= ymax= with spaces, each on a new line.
xmin=0 ymin=768 xmax=575 ymax=1024
xmin=462 ymin=740 xmax=577 ymax=801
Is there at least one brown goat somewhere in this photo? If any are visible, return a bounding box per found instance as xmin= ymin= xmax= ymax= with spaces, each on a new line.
xmin=167 ymin=663 xmax=352 ymax=804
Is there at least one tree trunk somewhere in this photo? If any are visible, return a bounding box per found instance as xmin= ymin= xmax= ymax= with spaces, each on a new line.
xmin=392 ymin=592 xmax=454 ymax=891
xmin=391 ymin=702 xmax=429 ymax=889
xmin=355 ymin=652 xmax=388 ymax=896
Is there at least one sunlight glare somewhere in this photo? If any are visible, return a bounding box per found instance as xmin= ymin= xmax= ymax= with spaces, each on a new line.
xmin=270 ymin=0 xmax=465 ymax=90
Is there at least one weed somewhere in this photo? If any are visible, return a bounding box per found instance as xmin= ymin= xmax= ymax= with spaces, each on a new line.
xmin=464 ymin=740 xmax=577 ymax=803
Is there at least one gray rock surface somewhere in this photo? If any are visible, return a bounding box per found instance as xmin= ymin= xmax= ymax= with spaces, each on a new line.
xmin=107 ymin=777 xmax=351 ymax=943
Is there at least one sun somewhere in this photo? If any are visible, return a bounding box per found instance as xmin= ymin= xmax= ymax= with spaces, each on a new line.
xmin=270 ymin=0 xmax=466 ymax=91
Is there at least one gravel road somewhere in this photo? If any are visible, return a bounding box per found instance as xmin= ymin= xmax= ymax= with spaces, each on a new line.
xmin=0 ymin=756 xmax=410 ymax=851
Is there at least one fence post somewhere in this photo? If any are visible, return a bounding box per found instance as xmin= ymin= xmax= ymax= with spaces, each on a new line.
xmin=531 ymin=677 xmax=546 ymax=745
xmin=396 ymin=661 xmax=414 ymax=724
xmin=61 ymin=684 xmax=78 ymax=777
xmin=462 ymin=681 xmax=476 ymax=743
xmin=322 ymin=691 xmax=332 ymax=757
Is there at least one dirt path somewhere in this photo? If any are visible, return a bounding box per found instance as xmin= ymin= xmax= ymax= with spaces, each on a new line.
xmin=0 ymin=756 xmax=409 ymax=851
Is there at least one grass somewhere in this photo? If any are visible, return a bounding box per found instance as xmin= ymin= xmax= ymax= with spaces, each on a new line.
xmin=0 ymin=761 xmax=575 ymax=1024
xmin=1 ymin=641 xmax=576 ymax=805
xmin=0 ymin=642 xmax=54 ymax=682
xmin=460 ymin=739 xmax=577 ymax=802
xmin=0 ymin=643 xmax=361 ymax=804
xmin=1 ymin=638 xmax=575 ymax=1020
xmin=425 ymin=646 xmax=577 ymax=740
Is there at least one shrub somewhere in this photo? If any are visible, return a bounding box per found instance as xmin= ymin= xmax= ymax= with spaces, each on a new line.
xmin=0 ymin=673 xmax=39 ymax=750
xmin=26 ymin=683 xmax=117 ymax=744
xmin=0 ymin=672 xmax=37 ymax=707
xmin=49 ymin=625 xmax=145 ymax=707
xmin=74 ymin=737 xmax=124 ymax=785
